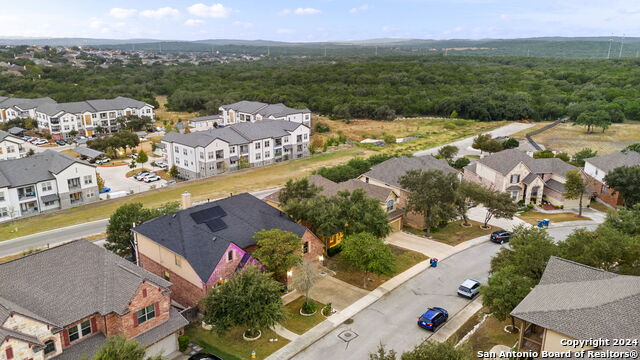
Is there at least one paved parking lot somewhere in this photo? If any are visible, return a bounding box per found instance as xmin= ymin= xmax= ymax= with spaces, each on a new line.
xmin=96 ymin=160 xmax=168 ymax=195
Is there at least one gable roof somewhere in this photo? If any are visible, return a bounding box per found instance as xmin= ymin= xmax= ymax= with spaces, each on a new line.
xmin=220 ymin=101 xmax=310 ymax=117
xmin=586 ymin=151 xmax=640 ymax=174
xmin=0 ymin=150 xmax=92 ymax=188
xmin=361 ymin=156 xmax=458 ymax=189
xmin=0 ymin=240 xmax=171 ymax=329
xmin=0 ymin=130 xmax=21 ymax=143
xmin=511 ymin=257 xmax=640 ymax=352
xmin=0 ymin=96 xmax=151 ymax=116
xmin=133 ymin=193 xmax=308 ymax=282
xmin=476 ymin=149 xmax=578 ymax=177
xmin=0 ymin=97 xmax=55 ymax=110
xmin=307 ymin=174 xmax=394 ymax=202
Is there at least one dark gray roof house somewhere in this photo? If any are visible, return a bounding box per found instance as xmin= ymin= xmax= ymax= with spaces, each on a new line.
xmin=585 ymin=151 xmax=640 ymax=173
xmin=133 ymin=193 xmax=308 ymax=282
xmin=474 ymin=149 xmax=577 ymax=177
xmin=512 ymin=257 xmax=640 ymax=356
xmin=0 ymin=150 xmax=92 ymax=188
xmin=220 ymin=101 xmax=310 ymax=117
xmin=360 ymin=156 xmax=458 ymax=189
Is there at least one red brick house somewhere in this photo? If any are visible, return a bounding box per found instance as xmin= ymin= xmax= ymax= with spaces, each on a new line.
xmin=0 ymin=240 xmax=188 ymax=360
xmin=133 ymin=192 xmax=324 ymax=308
xmin=583 ymin=151 xmax=640 ymax=207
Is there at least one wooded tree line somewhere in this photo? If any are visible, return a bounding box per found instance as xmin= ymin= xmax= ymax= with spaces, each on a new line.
xmin=4 ymin=56 xmax=640 ymax=122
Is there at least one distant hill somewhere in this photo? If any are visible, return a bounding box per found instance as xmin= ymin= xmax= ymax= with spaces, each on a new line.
xmin=2 ymin=36 xmax=639 ymax=58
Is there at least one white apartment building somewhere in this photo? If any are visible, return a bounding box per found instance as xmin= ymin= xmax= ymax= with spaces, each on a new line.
xmin=0 ymin=96 xmax=154 ymax=139
xmin=188 ymin=115 xmax=222 ymax=131
xmin=0 ymin=150 xmax=99 ymax=222
xmin=0 ymin=130 xmax=35 ymax=160
xmin=162 ymin=120 xmax=310 ymax=180
xmin=218 ymin=101 xmax=311 ymax=127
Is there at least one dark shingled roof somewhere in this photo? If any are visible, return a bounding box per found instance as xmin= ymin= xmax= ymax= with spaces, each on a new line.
xmin=476 ymin=149 xmax=578 ymax=177
xmin=361 ymin=156 xmax=458 ymax=189
xmin=0 ymin=150 xmax=93 ymax=188
xmin=512 ymin=257 xmax=640 ymax=354
xmin=308 ymin=174 xmax=394 ymax=202
xmin=544 ymin=178 xmax=567 ymax=193
xmin=220 ymin=101 xmax=310 ymax=117
xmin=133 ymin=193 xmax=307 ymax=282
xmin=586 ymin=151 xmax=640 ymax=173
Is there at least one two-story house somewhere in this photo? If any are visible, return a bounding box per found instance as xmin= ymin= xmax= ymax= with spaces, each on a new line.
xmin=0 ymin=240 xmax=188 ymax=360
xmin=583 ymin=151 xmax=640 ymax=207
xmin=218 ymin=101 xmax=311 ymax=127
xmin=133 ymin=192 xmax=324 ymax=308
xmin=162 ymin=120 xmax=310 ymax=180
xmin=0 ymin=130 xmax=34 ymax=161
xmin=357 ymin=156 xmax=460 ymax=228
xmin=0 ymin=150 xmax=98 ymax=222
xmin=511 ymin=256 xmax=640 ymax=357
xmin=464 ymin=149 xmax=590 ymax=208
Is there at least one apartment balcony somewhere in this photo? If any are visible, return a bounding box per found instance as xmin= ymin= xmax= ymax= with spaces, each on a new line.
xmin=18 ymin=192 xmax=36 ymax=201
xmin=50 ymin=119 xmax=60 ymax=124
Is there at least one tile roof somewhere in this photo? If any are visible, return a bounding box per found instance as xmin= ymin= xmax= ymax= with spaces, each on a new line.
xmin=511 ymin=257 xmax=640 ymax=353
xmin=133 ymin=193 xmax=308 ymax=282
xmin=0 ymin=240 xmax=171 ymax=328
xmin=361 ymin=156 xmax=458 ymax=189
xmin=0 ymin=150 xmax=92 ymax=188
xmin=586 ymin=151 xmax=640 ymax=174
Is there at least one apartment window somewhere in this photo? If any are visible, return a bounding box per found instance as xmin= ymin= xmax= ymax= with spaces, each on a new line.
xmin=86 ymin=192 xmax=94 ymax=199
xmin=109 ymin=112 xmax=116 ymax=118
xmin=215 ymin=150 xmax=224 ymax=158
xmin=0 ymin=208 xmax=8 ymax=218
xmin=302 ymin=241 xmax=309 ymax=254
xmin=136 ymin=304 xmax=156 ymax=325
xmin=227 ymin=250 xmax=233 ymax=261
xmin=297 ymin=135 xmax=303 ymax=142
xmin=230 ymin=146 xmax=236 ymax=154
xmin=174 ymin=146 xmax=179 ymax=153
xmin=44 ymin=200 xmax=56 ymax=206
xmin=91 ymin=113 xmax=97 ymax=119
xmin=240 ymin=114 xmax=245 ymax=121
xmin=303 ymin=134 xmax=308 ymax=140
xmin=255 ymin=142 xmax=261 ymax=149
xmin=283 ymin=137 xmax=289 ymax=144
xmin=68 ymin=320 xmax=91 ymax=342
xmin=265 ymin=151 xmax=270 ymax=158
xmin=264 ymin=140 xmax=270 ymax=147
xmin=44 ymin=340 xmax=56 ymax=355
xmin=0 ymin=191 xmax=4 ymax=201
xmin=200 ymin=152 xmax=204 ymax=160
xmin=297 ymin=144 xmax=303 ymax=152
xmin=256 ymin=153 xmax=261 ymax=160
xmin=163 ymin=271 xmax=171 ymax=281
xmin=183 ymin=149 xmax=187 ymax=156
xmin=100 ymin=113 xmax=107 ymax=119
xmin=208 ymin=151 xmax=214 ymax=160
xmin=510 ymin=174 xmax=520 ymax=183
xmin=84 ymin=175 xmax=93 ymax=185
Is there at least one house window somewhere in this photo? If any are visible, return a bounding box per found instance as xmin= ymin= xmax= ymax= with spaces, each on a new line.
xmin=601 ymin=184 xmax=607 ymax=194
xmin=137 ymin=304 xmax=156 ymax=325
xmin=163 ymin=271 xmax=171 ymax=281
xmin=42 ymin=182 xmax=53 ymax=191
xmin=386 ymin=200 xmax=394 ymax=211
xmin=0 ymin=191 xmax=4 ymax=201
xmin=5 ymin=346 xmax=13 ymax=359
xmin=510 ymin=174 xmax=520 ymax=183
xmin=69 ymin=320 xmax=91 ymax=342
xmin=510 ymin=191 xmax=519 ymax=200
xmin=365 ymin=177 xmax=369 ymax=183
xmin=44 ymin=340 xmax=56 ymax=355
xmin=84 ymin=175 xmax=93 ymax=185
xmin=264 ymin=140 xmax=270 ymax=147
xmin=227 ymin=250 xmax=233 ymax=261
xmin=255 ymin=142 xmax=261 ymax=149
xmin=230 ymin=146 xmax=236 ymax=154
xmin=531 ymin=187 xmax=539 ymax=197
xmin=302 ymin=241 xmax=309 ymax=254
xmin=0 ymin=208 xmax=8 ymax=217
xmin=256 ymin=153 xmax=261 ymax=160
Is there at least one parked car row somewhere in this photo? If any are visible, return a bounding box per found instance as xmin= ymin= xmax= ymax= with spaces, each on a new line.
xmin=154 ymin=160 xmax=168 ymax=170
xmin=95 ymin=158 xmax=111 ymax=165
xmin=133 ymin=171 xmax=160 ymax=183
xmin=21 ymin=136 xmax=49 ymax=146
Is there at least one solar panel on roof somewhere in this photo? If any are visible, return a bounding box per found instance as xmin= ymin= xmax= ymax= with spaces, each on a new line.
xmin=205 ymin=218 xmax=227 ymax=232
xmin=190 ymin=206 xmax=227 ymax=223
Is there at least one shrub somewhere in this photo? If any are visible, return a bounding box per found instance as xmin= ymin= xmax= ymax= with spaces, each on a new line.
xmin=178 ymin=335 xmax=190 ymax=352
xmin=314 ymin=122 xmax=331 ymax=133
xmin=449 ymin=157 xmax=471 ymax=169
xmin=322 ymin=303 xmax=333 ymax=315
xmin=383 ymin=134 xmax=396 ymax=144
xmin=301 ymin=300 xmax=318 ymax=314
xmin=527 ymin=203 xmax=535 ymax=209
xmin=443 ymin=122 xmax=456 ymax=130
xmin=533 ymin=150 xmax=555 ymax=159
xmin=502 ymin=138 xmax=520 ymax=149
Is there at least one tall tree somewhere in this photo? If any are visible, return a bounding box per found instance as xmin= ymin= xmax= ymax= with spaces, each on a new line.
xmin=437 ymin=145 xmax=459 ymax=161
xmin=278 ymin=178 xmax=321 ymax=205
xmin=480 ymin=190 xmax=517 ymax=229
xmin=481 ymin=266 xmax=535 ymax=331
xmin=252 ymin=229 xmax=302 ymax=281
xmin=136 ymin=150 xmax=148 ymax=168
xmin=91 ymin=335 xmax=164 ymax=360
xmin=399 ymin=169 xmax=459 ymax=234
xmin=340 ymin=232 xmax=395 ymax=288
xmin=454 ymin=181 xmax=486 ymax=226
xmin=202 ymin=266 xmax=286 ymax=338
xmin=292 ymin=259 xmax=321 ymax=313
xmin=604 ymin=165 xmax=640 ymax=207
xmin=334 ymin=189 xmax=391 ymax=238
xmin=564 ymin=170 xmax=588 ymax=216
xmin=572 ymin=148 xmax=597 ymax=167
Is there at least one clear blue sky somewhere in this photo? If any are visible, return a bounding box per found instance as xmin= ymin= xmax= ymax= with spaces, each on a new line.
xmin=0 ymin=0 xmax=637 ymax=41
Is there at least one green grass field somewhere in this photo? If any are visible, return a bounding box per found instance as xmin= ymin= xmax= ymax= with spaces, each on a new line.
xmin=185 ymin=324 xmax=288 ymax=360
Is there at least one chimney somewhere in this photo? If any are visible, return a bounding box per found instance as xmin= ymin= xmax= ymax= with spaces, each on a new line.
xmin=181 ymin=192 xmax=192 ymax=209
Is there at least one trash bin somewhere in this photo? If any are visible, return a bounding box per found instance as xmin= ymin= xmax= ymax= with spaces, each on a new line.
xmin=537 ymin=220 xmax=545 ymax=228
xmin=430 ymin=258 xmax=438 ymax=268
xmin=543 ymin=219 xmax=550 ymax=227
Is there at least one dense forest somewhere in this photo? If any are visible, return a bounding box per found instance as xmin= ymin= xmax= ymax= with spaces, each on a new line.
xmin=2 ymin=55 xmax=640 ymax=122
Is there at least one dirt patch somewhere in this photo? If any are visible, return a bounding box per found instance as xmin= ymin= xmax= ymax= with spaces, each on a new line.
xmin=527 ymin=123 xmax=640 ymax=155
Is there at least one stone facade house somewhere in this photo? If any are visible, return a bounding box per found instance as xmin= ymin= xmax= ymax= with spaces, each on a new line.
xmin=133 ymin=193 xmax=324 ymax=308
xmin=357 ymin=156 xmax=460 ymax=229
xmin=583 ymin=151 xmax=640 ymax=207
xmin=0 ymin=240 xmax=188 ymax=360
xmin=511 ymin=257 xmax=640 ymax=356
xmin=464 ymin=149 xmax=590 ymax=208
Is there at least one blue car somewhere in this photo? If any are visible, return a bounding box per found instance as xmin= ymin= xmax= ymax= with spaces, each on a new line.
xmin=417 ymin=307 xmax=449 ymax=331
xmin=99 ymin=187 xmax=111 ymax=194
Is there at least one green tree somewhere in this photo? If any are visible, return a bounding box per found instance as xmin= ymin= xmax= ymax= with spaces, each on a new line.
xmin=201 ymin=266 xmax=286 ymax=338
xmin=480 ymin=190 xmax=517 ymax=229
xmin=96 ymin=172 xmax=105 ymax=191
xmin=572 ymin=148 xmax=597 ymax=167
xmin=137 ymin=150 xmax=148 ymax=168
xmin=490 ymin=226 xmax=558 ymax=280
xmin=292 ymin=259 xmax=321 ymax=313
xmin=555 ymin=152 xmax=570 ymax=162
xmin=341 ymin=232 xmax=395 ymax=288
xmin=370 ymin=344 xmax=397 ymax=360
xmin=278 ymin=178 xmax=321 ymax=205
xmin=383 ymin=134 xmax=396 ymax=144
xmin=402 ymin=340 xmax=473 ymax=360
xmin=533 ymin=150 xmax=554 ymax=159
xmin=168 ymin=164 xmax=179 ymax=177
xmin=399 ymin=169 xmax=460 ymax=234
xmin=69 ymin=129 xmax=79 ymax=138
xmin=472 ymin=134 xmax=491 ymax=150
xmin=624 ymin=143 xmax=640 ymax=153
xmin=92 ymin=335 xmax=164 ymax=360
xmin=564 ymin=170 xmax=588 ymax=216
xmin=604 ymin=165 xmax=640 ymax=207
xmin=455 ymin=181 xmax=487 ymax=226
xmin=334 ymin=189 xmax=391 ymax=238
xmin=501 ymin=137 xmax=520 ymax=149
xmin=437 ymin=145 xmax=459 ymax=161
xmin=558 ymin=226 xmax=634 ymax=273
xmin=449 ymin=157 xmax=470 ymax=169
xmin=481 ymin=267 xmax=535 ymax=331
xmin=252 ymin=229 xmax=302 ymax=281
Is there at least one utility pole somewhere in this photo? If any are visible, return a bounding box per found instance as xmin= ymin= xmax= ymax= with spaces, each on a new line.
xmin=375 ymin=46 xmax=378 ymax=56
xmin=527 ymin=48 xmax=530 ymax=57
xmin=619 ymin=35 xmax=625 ymax=58
xmin=324 ymin=47 xmax=327 ymax=56
xmin=444 ymin=48 xmax=448 ymax=56
xmin=607 ymin=38 xmax=612 ymax=59
xmin=267 ymin=46 xmax=270 ymax=56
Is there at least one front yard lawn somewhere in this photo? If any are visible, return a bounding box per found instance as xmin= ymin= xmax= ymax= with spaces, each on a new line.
xmin=404 ymin=220 xmax=497 ymax=246
xmin=467 ymin=314 xmax=519 ymax=352
xmin=280 ymin=297 xmax=326 ymax=334
xmin=517 ymin=210 xmax=588 ymax=225
xmin=185 ymin=323 xmax=289 ymax=360
xmin=589 ymin=201 xmax=615 ymax=213
xmin=327 ymin=244 xmax=427 ymax=290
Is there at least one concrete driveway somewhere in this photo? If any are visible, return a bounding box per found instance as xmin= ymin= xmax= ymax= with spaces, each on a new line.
xmin=309 ymin=275 xmax=369 ymax=311
xmin=97 ymin=162 xmax=167 ymax=195
xmin=385 ymin=231 xmax=452 ymax=259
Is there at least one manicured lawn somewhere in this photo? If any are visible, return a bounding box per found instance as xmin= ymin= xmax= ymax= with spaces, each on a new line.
xmin=517 ymin=210 xmax=588 ymax=225
xmin=450 ymin=309 xmax=486 ymax=343
xmin=280 ymin=297 xmax=326 ymax=335
xmin=98 ymin=160 xmax=128 ymax=167
xmin=404 ymin=220 xmax=497 ymax=246
xmin=464 ymin=154 xmax=480 ymax=159
xmin=185 ymin=323 xmax=289 ymax=360
xmin=467 ymin=315 xmax=519 ymax=352
xmin=327 ymin=245 xmax=428 ymax=290
xmin=125 ymin=167 xmax=152 ymax=177
xmin=589 ymin=201 xmax=615 ymax=213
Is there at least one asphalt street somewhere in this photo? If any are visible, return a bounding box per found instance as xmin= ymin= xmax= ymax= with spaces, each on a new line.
xmin=294 ymin=241 xmax=503 ymax=360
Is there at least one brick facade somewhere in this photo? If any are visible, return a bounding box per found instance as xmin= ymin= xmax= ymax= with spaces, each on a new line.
xmin=301 ymin=230 xmax=324 ymax=260
xmin=139 ymin=253 xmax=206 ymax=308
xmin=588 ymin=176 xmax=623 ymax=207
xmin=397 ymin=189 xmax=426 ymax=229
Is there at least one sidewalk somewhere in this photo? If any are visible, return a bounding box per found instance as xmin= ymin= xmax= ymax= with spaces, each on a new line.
xmin=430 ymin=296 xmax=483 ymax=343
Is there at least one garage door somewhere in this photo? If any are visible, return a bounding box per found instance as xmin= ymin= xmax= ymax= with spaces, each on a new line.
xmin=389 ymin=218 xmax=402 ymax=232
xmin=146 ymin=333 xmax=178 ymax=358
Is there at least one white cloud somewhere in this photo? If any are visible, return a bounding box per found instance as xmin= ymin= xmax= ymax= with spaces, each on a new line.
xmin=89 ymin=18 xmax=104 ymax=29
xmin=294 ymin=7 xmax=321 ymax=15
xmin=349 ymin=4 xmax=369 ymax=14
xmin=233 ymin=21 xmax=254 ymax=29
xmin=140 ymin=7 xmax=180 ymax=19
xmin=277 ymin=28 xmax=296 ymax=34
xmin=109 ymin=8 xmax=137 ymax=19
xmin=278 ymin=8 xmax=292 ymax=15
xmin=184 ymin=19 xmax=205 ymax=26
xmin=187 ymin=3 xmax=232 ymax=18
